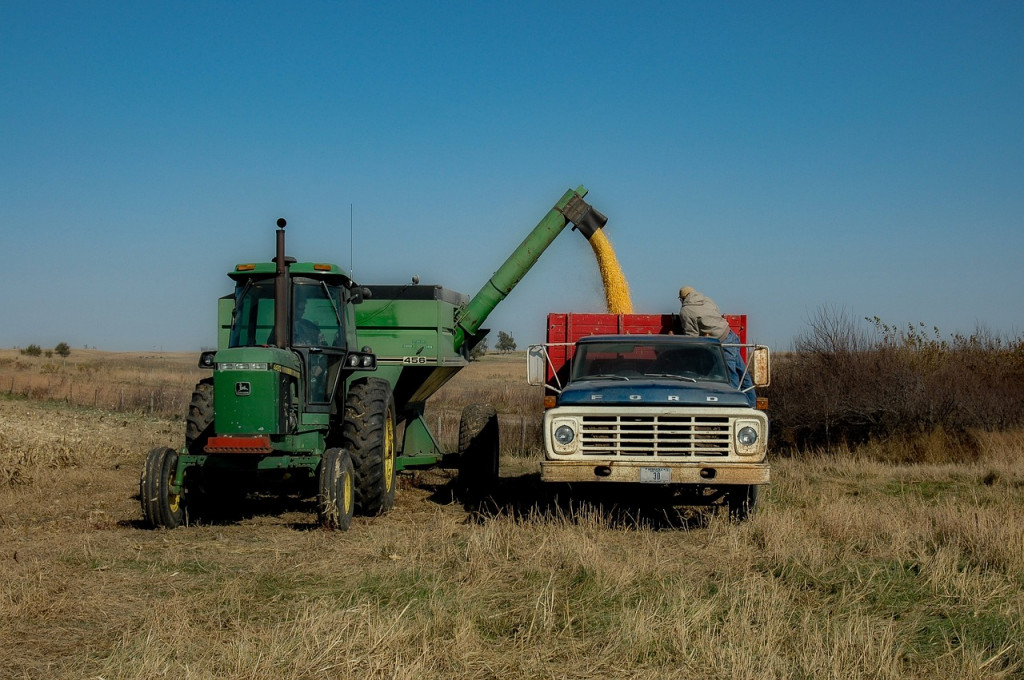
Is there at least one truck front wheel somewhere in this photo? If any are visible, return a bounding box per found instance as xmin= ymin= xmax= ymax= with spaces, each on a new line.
xmin=343 ymin=378 xmax=397 ymax=515
xmin=727 ymin=484 xmax=760 ymax=522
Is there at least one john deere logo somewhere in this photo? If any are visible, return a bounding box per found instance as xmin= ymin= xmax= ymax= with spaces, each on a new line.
xmin=235 ymin=382 xmax=251 ymax=396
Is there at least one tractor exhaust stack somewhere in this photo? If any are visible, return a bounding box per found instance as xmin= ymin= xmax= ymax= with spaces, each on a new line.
xmin=273 ymin=218 xmax=288 ymax=349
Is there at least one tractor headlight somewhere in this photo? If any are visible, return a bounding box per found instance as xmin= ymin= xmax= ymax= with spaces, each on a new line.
xmin=218 ymin=362 xmax=269 ymax=371
xmin=554 ymin=425 xmax=576 ymax=446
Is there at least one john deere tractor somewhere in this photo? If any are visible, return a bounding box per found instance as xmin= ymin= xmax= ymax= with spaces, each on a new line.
xmin=140 ymin=187 xmax=608 ymax=530
xmin=140 ymin=219 xmax=383 ymax=530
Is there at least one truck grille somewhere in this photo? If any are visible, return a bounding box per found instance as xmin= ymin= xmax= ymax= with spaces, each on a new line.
xmin=579 ymin=415 xmax=731 ymax=456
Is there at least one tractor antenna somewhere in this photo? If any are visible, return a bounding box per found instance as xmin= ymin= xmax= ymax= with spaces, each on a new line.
xmin=349 ymin=203 xmax=354 ymax=277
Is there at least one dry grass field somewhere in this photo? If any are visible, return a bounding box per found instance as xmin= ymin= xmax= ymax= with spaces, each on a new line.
xmin=2 ymin=350 xmax=1024 ymax=678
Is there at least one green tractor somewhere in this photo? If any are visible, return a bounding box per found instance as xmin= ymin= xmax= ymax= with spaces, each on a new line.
xmin=140 ymin=187 xmax=607 ymax=530
xmin=141 ymin=218 xmax=384 ymax=530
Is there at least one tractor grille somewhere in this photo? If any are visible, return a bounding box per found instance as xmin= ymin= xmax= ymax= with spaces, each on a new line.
xmin=579 ymin=414 xmax=731 ymax=457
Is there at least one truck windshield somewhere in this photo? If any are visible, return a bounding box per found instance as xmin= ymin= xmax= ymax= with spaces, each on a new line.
xmin=571 ymin=341 xmax=729 ymax=383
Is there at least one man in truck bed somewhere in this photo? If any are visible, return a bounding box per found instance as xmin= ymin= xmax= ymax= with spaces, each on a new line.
xmin=678 ymin=286 xmax=754 ymax=402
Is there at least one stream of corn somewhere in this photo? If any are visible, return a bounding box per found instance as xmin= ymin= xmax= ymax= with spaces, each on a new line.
xmin=588 ymin=229 xmax=633 ymax=314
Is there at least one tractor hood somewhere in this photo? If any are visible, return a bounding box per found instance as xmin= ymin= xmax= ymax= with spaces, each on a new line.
xmin=558 ymin=378 xmax=750 ymax=407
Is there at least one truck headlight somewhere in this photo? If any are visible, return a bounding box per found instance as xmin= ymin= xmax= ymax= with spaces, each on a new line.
xmin=549 ymin=418 xmax=580 ymax=455
xmin=737 ymin=426 xmax=758 ymax=446
xmin=734 ymin=420 xmax=764 ymax=456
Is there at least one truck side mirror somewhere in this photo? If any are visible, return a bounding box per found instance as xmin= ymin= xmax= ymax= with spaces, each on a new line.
xmin=526 ymin=345 xmax=547 ymax=386
xmin=751 ymin=346 xmax=771 ymax=387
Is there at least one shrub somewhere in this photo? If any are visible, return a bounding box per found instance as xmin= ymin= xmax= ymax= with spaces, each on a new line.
xmin=765 ymin=307 xmax=1024 ymax=460
xmin=20 ymin=345 xmax=42 ymax=357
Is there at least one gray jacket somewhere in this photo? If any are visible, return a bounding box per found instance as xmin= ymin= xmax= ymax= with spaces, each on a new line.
xmin=680 ymin=291 xmax=730 ymax=340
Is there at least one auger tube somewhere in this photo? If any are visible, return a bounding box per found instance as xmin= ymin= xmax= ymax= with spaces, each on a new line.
xmin=452 ymin=185 xmax=606 ymax=352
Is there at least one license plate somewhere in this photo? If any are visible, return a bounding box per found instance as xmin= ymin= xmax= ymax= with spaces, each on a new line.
xmin=640 ymin=467 xmax=671 ymax=484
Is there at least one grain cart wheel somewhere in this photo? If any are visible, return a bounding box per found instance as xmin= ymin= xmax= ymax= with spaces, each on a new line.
xmin=185 ymin=378 xmax=214 ymax=454
xmin=343 ymin=378 xmax=397 ymax=515
xmin=727 ymin=484 xmax=759 ymax=522
xmin=318 ymin=448 xmax=355 ymax=530
xmin=457 ymin=403 xmax=500 ymax=497
xmin=140 ymin=447 xmax=185 ymax=529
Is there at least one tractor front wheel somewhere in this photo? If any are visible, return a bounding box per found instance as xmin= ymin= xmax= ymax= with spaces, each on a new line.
xmin=343 ymin=378 xmax=397 ymax=515
xmin=140 ymin=447 xmax=185 ymax=529
xmin=318 ymin=448 xmax=355 ymax=530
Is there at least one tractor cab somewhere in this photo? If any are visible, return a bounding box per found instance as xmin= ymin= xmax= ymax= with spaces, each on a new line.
xmin=226 ymin=267 xmax=365 ymax=408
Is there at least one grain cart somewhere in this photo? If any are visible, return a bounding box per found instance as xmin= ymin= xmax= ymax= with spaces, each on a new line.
xmin=141 ymin=186 xmax=606 ymax=529
xmin=527 ymin=313 xmax=771 ymax=520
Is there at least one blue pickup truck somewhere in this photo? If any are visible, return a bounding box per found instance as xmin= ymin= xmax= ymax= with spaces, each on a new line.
xmin=528 ymin=326 xmax=771 ymax=520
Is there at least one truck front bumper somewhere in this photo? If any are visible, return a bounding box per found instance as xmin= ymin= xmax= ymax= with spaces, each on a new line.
xmin=541 ymin=459 xmax=770 ymax=485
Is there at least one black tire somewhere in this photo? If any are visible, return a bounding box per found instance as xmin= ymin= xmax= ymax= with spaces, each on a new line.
xmin=318 ymin=448 xmax=355 ymax=530
xmin=727 ymin=484 xmax=760 ymax=522
xmin=457 ymin=403 xmax=500 ymax=496
xmin=140 ymin=447 xmax=185 ymax=529
xmin=185 ymin=378 xmax=214 ymax=454
xmin=343 ymin=378 xmax=397 ymax=515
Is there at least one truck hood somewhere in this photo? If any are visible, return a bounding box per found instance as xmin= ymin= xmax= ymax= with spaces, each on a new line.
xmin=558 ymin=378 xmax=751 ymax=407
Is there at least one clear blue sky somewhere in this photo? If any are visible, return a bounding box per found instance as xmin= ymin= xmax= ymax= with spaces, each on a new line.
xmin=2 ymin=2 xmax=1022 ymax=352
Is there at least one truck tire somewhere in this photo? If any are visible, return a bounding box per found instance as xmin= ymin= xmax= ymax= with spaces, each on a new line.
xmin=185 ymin=378 xmax=214 ymax=454
xmin=343 ymin=378 xmax=397 ymax=515
xmin=318 ymin=448 xmax=355 ymax=530
xmin=727 ymin=484 xmax=759 ymax=522
xmin=140 ymin=447 xmax=185 ymax=529
xmin=457 ymin=403 xmax=499 ymax=497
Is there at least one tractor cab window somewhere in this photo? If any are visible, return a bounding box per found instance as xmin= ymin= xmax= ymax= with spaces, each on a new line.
xmin=229 ymin=278 xmax=276 ymax=347
xmin=291 ymin=279 xmax=345 ymax=348
xmin=293 ymin=278 xmax=347 ymax=404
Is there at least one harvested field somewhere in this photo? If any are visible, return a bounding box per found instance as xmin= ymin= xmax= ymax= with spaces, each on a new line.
xmin=3 ymin=360 xmax=1024 ymax=677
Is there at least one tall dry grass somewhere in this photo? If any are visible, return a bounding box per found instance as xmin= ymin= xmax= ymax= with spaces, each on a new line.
xmin=3 ymin=394 xmax=1024 ymax=678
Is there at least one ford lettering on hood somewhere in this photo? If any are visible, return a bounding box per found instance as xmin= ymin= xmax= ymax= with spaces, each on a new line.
xmin=558 ymin=377 xmax=752 ymax=407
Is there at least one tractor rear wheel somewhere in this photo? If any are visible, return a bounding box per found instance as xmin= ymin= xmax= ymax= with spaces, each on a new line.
xmin=343 ymin=378 xmax=397 ymax=515
xmin=727 ymin=484 xmax=759 ymax=522
xmin=185 ymin=378 xmax=214 ymax=454
xmin=140 ymin=447 xmax=185 ymax=529
xmin=318 ymin=448 xmax=355 ymax=530
xmin=457 ymin=403 xmax=500 ymax=497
